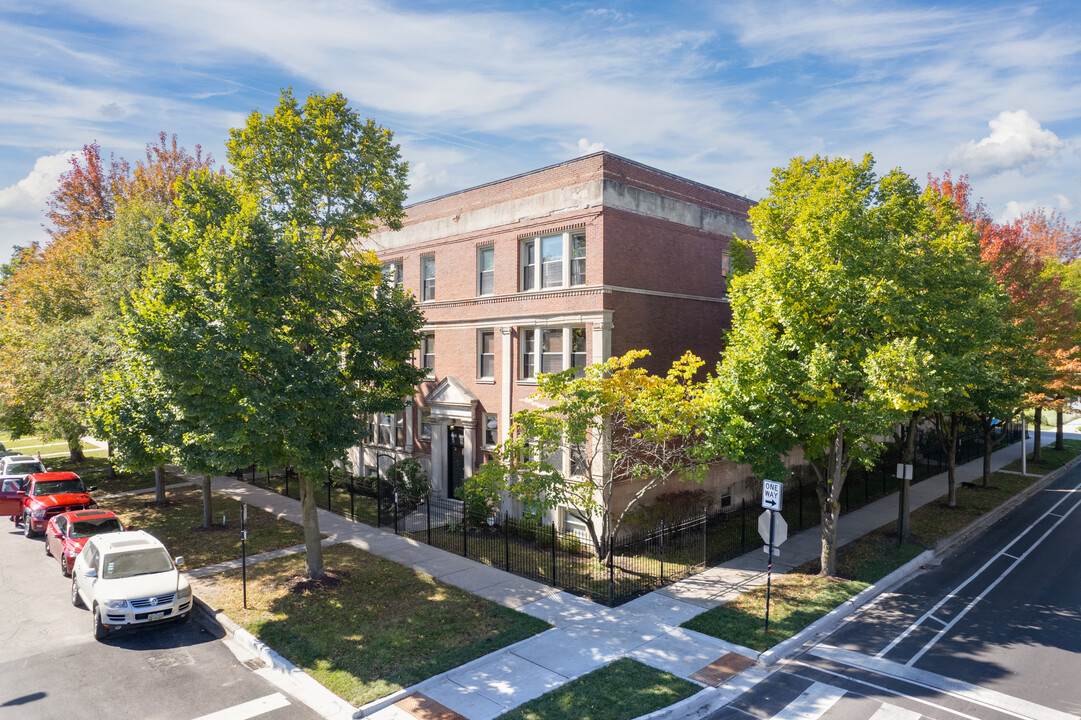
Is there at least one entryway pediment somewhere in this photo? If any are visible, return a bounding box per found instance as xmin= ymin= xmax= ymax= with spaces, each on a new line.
xmin=425 ymin=376 xmax=478 ymax=422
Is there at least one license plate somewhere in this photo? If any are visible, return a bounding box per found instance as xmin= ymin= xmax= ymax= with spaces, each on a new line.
xmin=149 ymin=612 xmax=165 ymax=621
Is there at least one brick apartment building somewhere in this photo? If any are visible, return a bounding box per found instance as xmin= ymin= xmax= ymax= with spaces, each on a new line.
xmin=353 ymin=151 xmax=762 ymax=532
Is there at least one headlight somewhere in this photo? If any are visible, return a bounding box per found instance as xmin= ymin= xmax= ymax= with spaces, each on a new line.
xmin=102 ymin=599 xmax=128 ymax=610
xmin=31 ymin=508 xmax=46 ymax=519
xmin=177 ymin=584 xmax=192 ymax=601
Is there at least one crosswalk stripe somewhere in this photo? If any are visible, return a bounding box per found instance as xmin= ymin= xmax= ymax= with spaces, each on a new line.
xmin=773 ymin=682 xmax=846 ymax=720
xmin=869 ymin=703 xmax=923 ymax=720
xmin=190 ymin=693 xmax=291 ymax=720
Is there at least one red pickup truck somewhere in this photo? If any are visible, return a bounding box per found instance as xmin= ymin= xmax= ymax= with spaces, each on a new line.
xmin=1 ymin=472 xmax=99 ymax=538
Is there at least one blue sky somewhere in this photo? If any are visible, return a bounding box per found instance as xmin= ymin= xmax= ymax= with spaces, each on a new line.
xmin=1 ymin=0 xmax=1079 ymax=264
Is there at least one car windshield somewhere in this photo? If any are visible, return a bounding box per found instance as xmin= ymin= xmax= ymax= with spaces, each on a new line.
xmin=32 ymin=479 xmax=87 ymax=496
xmin=6 ymin=462 xmax=44 ymax=476
xmin=102 ymin=548 xmax=174 ymax=579
xmin=70 ymin=518 xmax=123 ymax=539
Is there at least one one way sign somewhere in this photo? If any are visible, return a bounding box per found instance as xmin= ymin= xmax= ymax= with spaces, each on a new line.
xmin=761 ymin=479 xmax=783 ymax=511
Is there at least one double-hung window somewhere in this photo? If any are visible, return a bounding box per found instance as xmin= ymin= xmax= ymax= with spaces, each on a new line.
xmin=377 ymin=414 xmax=393 ymax=445
xmin=520 ymin=230 xmax=586 ymax=291
xmin=420 ymin=333 xmax=435 ymax=373
xmin=421 ymin=255 xmax=435 ymax=301
xmin=419 ymin=408 xmax=432 ymax=440
xmin=520 ymin=326 xmax=587 ymax=380
xmin=382 ymin=260 xmax=403 ymax=289
xmin=483 ymin=413 xmax=498 ymax=447
xmin=477 ymin=246 xmax=494 ymax=296
xmin=478 ymin=330 xmax=495 ymax=379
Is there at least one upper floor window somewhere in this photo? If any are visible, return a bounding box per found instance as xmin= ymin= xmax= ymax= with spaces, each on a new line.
xmin=483 ymin=413 xmax=498 ymax=447
xmin=420 ymin=333 xmax=435 ymax=373
xmin=477 ymin=246 xmax=494 ymax=296
xmin=520 ymin=230 xmax=586 ymax=292
xmin=421 ymin=255 xmax=435 ymax=301
xmin=520 ymin=326 xmax=587 ymax=380
xmin=478 ymin=330 xmax=495 ymax=379
xmin=382 ymin=260 xmax=403 ymax=289
xmin=419 ymin=408 xmax=432 ymax=440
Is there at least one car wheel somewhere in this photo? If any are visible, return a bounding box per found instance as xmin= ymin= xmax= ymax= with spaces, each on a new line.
xmin=23 ymin=511 xmax=35 ymax=538
xmin=71 ymin=576 xmax=83 ymax=607
xmin=60 ymin=554 xmax=69 ymax=577
xmin=92 ymin=605 xmax=109 ymax=641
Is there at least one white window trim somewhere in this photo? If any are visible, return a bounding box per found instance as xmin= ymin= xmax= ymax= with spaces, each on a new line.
xmin=418 ymin=408 xmax=432 ymax=440
xmin=420 ymin=333 xmax=435 ymax=377
xmin=519 ymin=325 xmax=586 ymax=381
xmin=520 ymin=230 xmax=585 ymax=292
xmin=421 ymin=255 xmax=435 ymax=302
xmin=477 ymin=245 xmax=494 ymax=297
xmin=478 ymin=329 xmax=495 ymax=380
xmin=482 ymin=412 xmax=498 ymax=448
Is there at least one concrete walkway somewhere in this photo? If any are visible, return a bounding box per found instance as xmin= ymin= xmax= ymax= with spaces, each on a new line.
xmin=178 ymin=425 xmax=1075 ymax=720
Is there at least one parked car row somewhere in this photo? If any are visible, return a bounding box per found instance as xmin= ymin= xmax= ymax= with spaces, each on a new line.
xmin=3 ymin=467 xmax=192 ymax=640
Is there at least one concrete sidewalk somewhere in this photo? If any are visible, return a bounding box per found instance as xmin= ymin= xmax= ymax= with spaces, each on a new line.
xmin=182 ymin=425 xmax=1076 ymax=720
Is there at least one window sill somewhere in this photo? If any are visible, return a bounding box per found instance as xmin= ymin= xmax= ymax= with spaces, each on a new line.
xmin=476 ymin=378 xmax=495 ymax=384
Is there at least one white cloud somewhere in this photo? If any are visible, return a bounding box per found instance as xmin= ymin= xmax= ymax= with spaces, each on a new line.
xmin=946 ymin=110 xmax=1064 ymax=177
xmin=1000 ymin=199 xmax=1051 ymax=223
xmin=1054 ymin=194 xmax=1074 ymax=212
xmin=0 ymin=151 xmax=76 ymax=219
xmin=576 ymin=138 xmax=606 ymax=155
xmin=408 ymin=161 xmax=455 ymax=199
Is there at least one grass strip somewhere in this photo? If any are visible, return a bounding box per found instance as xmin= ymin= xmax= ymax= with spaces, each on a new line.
xmin=103 ymin=486 xmax=309 ymax=568
xmin=496 ymin=658 xmax=699 ymax=720
xmin=685 ymin=443 xmax=1081 ymax=651
xmin=197 ymin=543 xmax=550 ymax=706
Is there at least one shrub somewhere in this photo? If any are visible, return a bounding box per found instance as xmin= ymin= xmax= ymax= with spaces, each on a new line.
xmin=624 ymin=489 xmax=714 ymax=532
xmin=385 ymin=458 xmax=429 ymax=502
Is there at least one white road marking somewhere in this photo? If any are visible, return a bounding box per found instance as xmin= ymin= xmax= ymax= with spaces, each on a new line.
xmin=772 ymin=682 xmax=846 ymax=719
xmin=810 ymin=646 xmax=1080 ymax=720
xmin=791 ymin=666 xmax=987 ymax=720
xmin=876 ymin=474 xmax=1081 ymax=663
xmin=869 ymin=703 xmax=923 ymax=719
xmin=189 ymin=693 xmax=290 ymax=720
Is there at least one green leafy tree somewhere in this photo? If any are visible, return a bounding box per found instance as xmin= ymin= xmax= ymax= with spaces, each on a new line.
xmin=704 ymin=154 xmax=1001 ymax=575
xmin=470 ymin=350 xmax=706 ymax=561
xmin=132 ymin=155 xmax=423 ymax=577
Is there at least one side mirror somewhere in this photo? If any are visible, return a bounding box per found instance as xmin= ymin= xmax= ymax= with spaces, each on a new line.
xmin=85 ymin=568 xmax=97 ymax=579
xmin=174 ymin=556 xmax=185 ymax=568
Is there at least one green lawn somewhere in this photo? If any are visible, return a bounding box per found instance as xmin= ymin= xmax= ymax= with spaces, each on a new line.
xmin=685 ymin=444 xmax=1081 ymax=651
xmin=101 ymin=486 xmax=309 ymax=568
xmin=197 ymin=543 xmax=550 ymax=707
xmin=496 ymin=658 xmax=699 ymax=720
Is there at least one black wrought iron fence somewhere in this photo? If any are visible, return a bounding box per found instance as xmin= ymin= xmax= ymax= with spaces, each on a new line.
xmin=231 ymin=422 xmax=1022 ymax=606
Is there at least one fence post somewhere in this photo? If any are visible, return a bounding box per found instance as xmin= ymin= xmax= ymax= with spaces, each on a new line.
xmin=550 ymin=524 xmax=557 ymax=586
xmin=798 ymin=479 xmax=804 ymax=530
xmin=740 ymin=498 xmax=746 ymax=548
xmin=463 ymin=505 xmax=468 ymax=558
xmin=377 ymin=479 xmax=382 ymax=527
xmin=393 ymin=491 xmax=399 ymax=534
xmin=607 ymin=535 xmax=614 ymax=606
xmin=349 ymin=476 xmax=355 ymax=520
xmin=701 ymin=513 xmax=706 ymax=567
xmin=504 ymin=513 xmax=510 ymax=571
xmin=326 ymin=471 xmax=332 ymax=511
xmin=659 ymin=520 xmax=665 ymax=586
xmin=426 ymin=493 xmax=432 ymax=545
xmin=285 ymin=467 xmax=290 ymax=498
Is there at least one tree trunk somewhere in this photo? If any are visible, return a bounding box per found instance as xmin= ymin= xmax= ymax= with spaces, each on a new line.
xmin=201 ymin=474 xmax=213 ymax=529
xmin=154 ymin=465 xmax=166 ymax=503
xmin=1056 ymin=409 xmax=1064 ymax=451
xmin=946 ymin=412 xmax=959 ymax=507
xmin=817 ymin=423 xmax=845 ymax=577
xmin=982 ymin=420 xmax=993 ymax=487
xmin=67 ymin=438 xmax=85 ymax=463
xmin=1033 ymin=408 xmax=1042 ymax=463
xmin=299 ymin=474 xmax=325 ymax=579
xmin=107 ymin=442 xmax=116 ymax=478
xmin=895 ymin=413 xmax=918 ymax=542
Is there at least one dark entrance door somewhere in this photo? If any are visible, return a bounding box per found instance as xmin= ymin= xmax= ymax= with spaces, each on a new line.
xmin=447 ymin=424 xmax=465 ymax=500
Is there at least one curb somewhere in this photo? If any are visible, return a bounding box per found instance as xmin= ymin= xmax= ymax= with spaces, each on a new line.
xmin=192 ymin=597 xmax=357 ymax=720
xmin=633 ymin=452 xmax=1081 ymax=720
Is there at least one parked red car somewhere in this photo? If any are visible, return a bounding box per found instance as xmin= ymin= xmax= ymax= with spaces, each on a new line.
xmin=18 ymin=472 xmax=98 ymax=538
xmin=45 ymin=509 xmax=125 ymax=576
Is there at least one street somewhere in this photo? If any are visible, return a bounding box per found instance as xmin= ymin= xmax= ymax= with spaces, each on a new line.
xmin=0 ymin=518 xmax=322 ymax=720
xmin=703 ymin=464 xmax=1081 ymax=720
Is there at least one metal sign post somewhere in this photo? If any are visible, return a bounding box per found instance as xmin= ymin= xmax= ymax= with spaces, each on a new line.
xmin=759 ymin=480 xmax=785 ymax=633
xmin=241 ymin=503 xmax=248 ymax=609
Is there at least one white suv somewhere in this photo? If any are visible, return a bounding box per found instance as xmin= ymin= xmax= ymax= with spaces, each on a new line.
xmin=70 ymin=530 xmax=192 ymax=640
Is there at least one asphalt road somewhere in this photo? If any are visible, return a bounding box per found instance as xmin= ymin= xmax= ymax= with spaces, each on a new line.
xmin=704 ymin=464 xmax=1081 ymax=720
xmin=0 ymin=517 xmax=322 ymax=720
